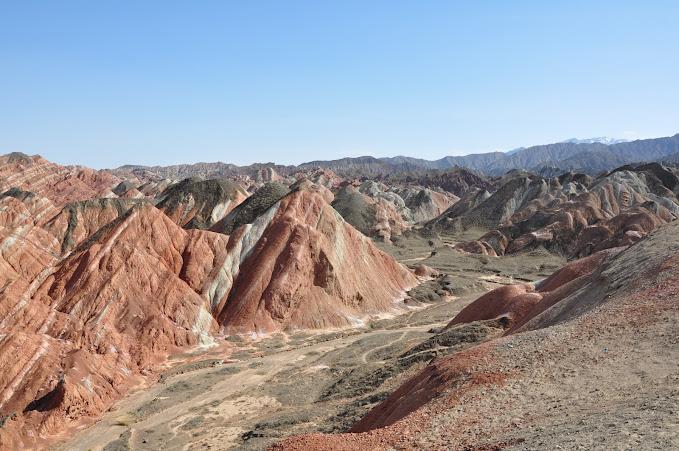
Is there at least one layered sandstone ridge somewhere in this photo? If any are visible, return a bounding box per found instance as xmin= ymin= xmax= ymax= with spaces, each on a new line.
xmin=331 ymin=181 xmax=457 ymax=242
xmin=430 ymin=164 xmax=679 ymax=258
xmin=0 ymin=155 xmax=418 ymax=449
xmin=156 ymin=177 xmax=249 ymax=229
xmin=213 ymin=187 xmax=417 ymax=334
xmin=0 ymin=153 xmax=119 ymax=212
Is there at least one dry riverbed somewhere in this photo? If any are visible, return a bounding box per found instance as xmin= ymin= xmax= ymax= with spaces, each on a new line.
xmin=53 ymin=233 xmax=564 ymax=450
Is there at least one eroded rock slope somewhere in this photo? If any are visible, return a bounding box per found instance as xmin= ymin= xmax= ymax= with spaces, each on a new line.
xmin=0 ymin=155 xmax=417 ymax=449
xmin=273 ymin=215 xmax=679 ymax=450
xmin=430 ymin=164 xmax=679 ymax=258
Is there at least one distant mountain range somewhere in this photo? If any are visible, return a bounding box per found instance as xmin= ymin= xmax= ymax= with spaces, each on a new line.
xmin=305 ymin=134 xmax=679 ymax=176
xmin=559 ymin=137 xmax=629 ymax=145
xmin=115 ymin=134 xmax=679 ymax=180
xmin=505 ymin=137 xmax=628 ymax=155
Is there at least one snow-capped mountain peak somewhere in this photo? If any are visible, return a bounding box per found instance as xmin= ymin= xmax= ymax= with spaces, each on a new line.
xmin=560 ymin=137 xmax=629 ymax=145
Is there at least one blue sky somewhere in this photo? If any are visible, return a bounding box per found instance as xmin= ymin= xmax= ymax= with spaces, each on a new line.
xmin=1 ymin=1 xmax=678 ymax=168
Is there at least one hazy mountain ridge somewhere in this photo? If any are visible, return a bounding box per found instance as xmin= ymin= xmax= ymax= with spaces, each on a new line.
xmin=111 ymin=134 xmax=679 ymax=181
xmin=114 ymin=161 xmax=299 ymax=180
xmin=298 ymin=156 xmax=423 ymax=175
xmin=377 ymin=134 xmax=679 ymax=175
xmin=560 ymin=137 xmax=629 ymax=145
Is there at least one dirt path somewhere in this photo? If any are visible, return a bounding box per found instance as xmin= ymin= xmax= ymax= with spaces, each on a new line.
xmin=399 ymin=253 xmax=431 ymax=263
xmin=360 ymin=331 xmax=407 ymax=364
xmin=52 ymin=319 xmax=448 ymax=451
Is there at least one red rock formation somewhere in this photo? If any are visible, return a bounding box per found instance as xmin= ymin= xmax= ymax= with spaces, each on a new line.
xmin=389 ymin=187 xmax=458 ymax=223
xmin=291 ymin=179 xmax=335 ymax=204
xmin=256 ymin=167 xmax=285 ymax=185
xmin=213 ymin=188 xmax=418 ymax=334
xmin=42 ymin=198 xmax=147 ymax=253
xmin=307 ymin=168 xmax=344 ymax=189
xmin=0 ymin=203 xmax=227 ymax=448
xmin=0 ymin=153 xmax=119 ymax=210
xmin=0 ymin=162 xmax=417 ymax=448
xmin=372 ymin=198 xmax=411 ymax=242
xmin=537 ymin=247 xmax=624 ymax=293
xmin=414 ymin=264 xmax=439 ymax=278
xmin=119 ymin=187 xmax=143 ymax=198
xmin=452 ymin=165 xmax=679 ymax=258
xmin=137 ymin=178 xmax=177 ymax=198
xmin=444 ymin=247 xmax=626 ymax=330
xmin=443 ymin=283 xmax=540 ymax=329
xmin=273 ymin=220 xmax=679 ymax=451
xmin=428 ymin=189 xmax=459 ymax=216
xmin=0 ymin=189 xmax=60 ymax=229
xmin=358 ymin=182 xmax=458 ymax=225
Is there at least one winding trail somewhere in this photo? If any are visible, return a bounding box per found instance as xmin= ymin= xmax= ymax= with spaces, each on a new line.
xmin=53 ymin=319 xmax=448 ymax=451
xmin=361 ymin=331 xmax=407 ymax=364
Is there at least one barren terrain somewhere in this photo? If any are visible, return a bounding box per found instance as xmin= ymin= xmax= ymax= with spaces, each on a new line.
xmin=48 ymin=228 xmax=563 ymax=450
xmin=52 ymin=295 xmax=481 ymax=450
xmin=3 ymin=152 xmax=678 ymax=450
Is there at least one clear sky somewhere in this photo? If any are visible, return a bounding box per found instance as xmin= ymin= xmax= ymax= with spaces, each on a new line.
xmin=1 ymin=1 xmax=678 ymax=169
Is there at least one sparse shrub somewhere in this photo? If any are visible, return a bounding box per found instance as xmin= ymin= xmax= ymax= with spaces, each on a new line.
xmin=164 ymin=380 xmax=191 ymax=393
xmin=216 ymin=366 xmax=242 ymax=376
xmin=181 ymin=415 xmax=204 ymax=431
xmin=114 ymin=418 xmax=131 ymax=427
